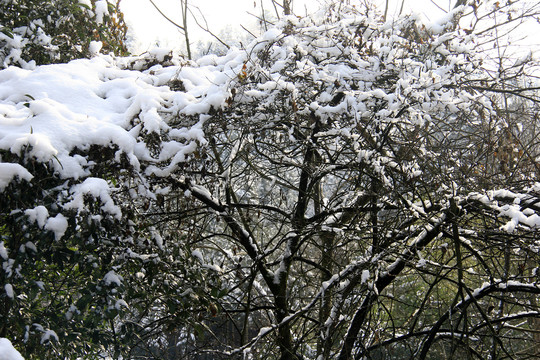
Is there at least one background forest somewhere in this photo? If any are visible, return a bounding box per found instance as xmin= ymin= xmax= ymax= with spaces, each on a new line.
xmin=1 ymin=1 xmax=540 ymax=359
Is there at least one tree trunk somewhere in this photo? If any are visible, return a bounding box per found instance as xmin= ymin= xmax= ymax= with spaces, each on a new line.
xmin=283 ymin=0 xmax=291 ymax=15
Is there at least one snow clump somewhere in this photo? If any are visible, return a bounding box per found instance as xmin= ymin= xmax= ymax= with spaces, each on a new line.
xmin=0 ymin=338 xmax=24 ymax=360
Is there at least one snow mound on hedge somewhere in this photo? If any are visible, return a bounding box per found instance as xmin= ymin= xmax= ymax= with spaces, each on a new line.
xmin=0 ymin=338 xmax=24 ymax=360
xmin=0 ymin=51 xmax=245 ymax=183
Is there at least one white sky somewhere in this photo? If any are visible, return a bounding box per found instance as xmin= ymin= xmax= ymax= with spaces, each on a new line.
xmin=120 ymin=0 xmax=451 ymax=55
xmin=120 ymin=0 xmax=539 ymax=59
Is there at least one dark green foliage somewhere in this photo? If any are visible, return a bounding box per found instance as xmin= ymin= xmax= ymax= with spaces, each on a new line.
xmin=0 ymin=145 xmax=209 ymax=359
xmin=0 ymin=0 xmax=128 ymax=68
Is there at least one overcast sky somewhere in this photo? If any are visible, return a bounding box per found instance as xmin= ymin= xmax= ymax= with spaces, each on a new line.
xmin=120 ymin=0 xmax=453 ymax=55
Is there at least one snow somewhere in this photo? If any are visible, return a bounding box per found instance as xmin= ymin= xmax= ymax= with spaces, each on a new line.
xmin=472 ymin=282 xmax=491 ymax=297
xmin=203 ymin=264 xmax=223 ymax=273
xmin=103 ymin=270 xmax=123 ymax=286
xmin=64 ymin=178 xmax=122 ymax=219
xmin=0 ymin=338 xmax=24 ymax=360
xmin=4 ymin=284 xmax=14 ymax=299
xmin=470 ymin=190 xmax=540 ymax=232
xmin=0 ymin=52 xmax=230 ymax=184
xmin=257 ymin=327 xmax=273 ymax=337
xmin=457 ymin=280 xmax=540 ymax=310
xmin=262 ymin=28 xmax=282 ymax=41
xmin=148 ymin=47 xmax=172 ymax=62
xmin=361 ymin=270 xmax=370 ymax=284
xmin=150 ymin=228 xmax=164 ymax=250
xmin=44 ymin=214 xmax=68 ymax=241
xmin=0 ymin=163 xmax=33 ymax=191
xmin=115 ymin=299 xmax=129 ymax=310
xmin=89 ymin=41 xmax=103 ymax=55
xmin=94 ymin=0 xmax=109 ymax=24
xmin=498 ymin=203 xmax=540 ymax=232
xmin=0 ymin=242 xmax=9 ymax=260
xmin=24 ymin=206 xmax=49 ymax=228
xmin=0 ymin=5 xmax=539 ymax=358
xmin=40 ymin=330 xmax=58 ymax=344
xmin=322 ymin=274 xmax=339 ymax=290
xmin=21 ymin=240 xmax=37 ymax=253
xmin=192 ymin=249 xmax=204 ymax=263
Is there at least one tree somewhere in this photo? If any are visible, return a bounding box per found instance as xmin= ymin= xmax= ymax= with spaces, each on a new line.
xmin=0 ymin=50 xmax=211 ymax=359
xmin=148 ymin=0 xmax=236 ymax=60
xmin=148 ymin=0 xmax=194 ymax=59
xmin=1 ymin=1 xmax=539 ymax=359
xmin=275 ymin=0 xmax=293 ymax=15
xmin=144 ymin=1 xmax=540 ymax=359
xmin=0 ymin=0 xmax=128 ymax=68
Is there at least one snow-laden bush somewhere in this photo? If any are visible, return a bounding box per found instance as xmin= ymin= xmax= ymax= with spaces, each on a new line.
xmin=0 ymin=50 xmax=214 ymax=358
xmin=0 ymin=0 xmax=128 ymax=69
xmin=1 ymin=1 xmax=539 ymax=359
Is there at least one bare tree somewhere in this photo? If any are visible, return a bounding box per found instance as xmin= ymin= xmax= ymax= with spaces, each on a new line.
xmin=148 ymin=0 xmax=192 ymax=58
xmin=268 ymin=0 xmax=293 ymax=17
xmin=283 ymin=0 xmax=292 ymax=15
xmin=141 ymin=2 xmax=540 ymax=359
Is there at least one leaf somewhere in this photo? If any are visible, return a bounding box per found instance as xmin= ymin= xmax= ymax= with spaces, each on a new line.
xmin=218 ymin=288 xmax=228 ymax=298
xmin=193 ymin=323 xmax=205 ymax=340
xmin=77 ymin=3 xmax=92 ymax=11
xmin=52 ymin=154 xmax=64 ymax=169
xmin=0 ymin=27 xmax=14 ymax=39
xmin=105 ymin=308 xmax=118 ymax=320
xmin=76 ymin=293 xmax=93 ymax=311
xmin=167 ymin=299 xmax=177 ymax=313
xmin=238 ymin=63 xmax=248 ymax=81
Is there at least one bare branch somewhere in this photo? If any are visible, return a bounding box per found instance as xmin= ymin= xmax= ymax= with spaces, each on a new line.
xmin=148 ymin=0 xmax=185 ymax=31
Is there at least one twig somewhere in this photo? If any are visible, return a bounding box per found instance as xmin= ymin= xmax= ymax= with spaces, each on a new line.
xmin=148 ymin=0 xmax=185 ymax=31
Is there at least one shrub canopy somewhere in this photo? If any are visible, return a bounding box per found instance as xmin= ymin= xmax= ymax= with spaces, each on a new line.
xmin=1 ymin=1 xmax=540 ymax=359
xmin=0 ymin=0 xmax=127 ymax=69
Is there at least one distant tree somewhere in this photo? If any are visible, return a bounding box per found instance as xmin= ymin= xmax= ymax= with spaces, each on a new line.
xmin=0 ymin=0 xmax=128 ymax=68
xmin=143 ymin=1 xmax=540 ymax=359
xmin=281 ymin=0 xmax=292 ymax=15
xmin=149 ymin=0 xmax=236 ymax=60
xmin=264 ymin=0 xmax=294 ymax=18
xmin=148 ymin=0 xmax=193 ymax=59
